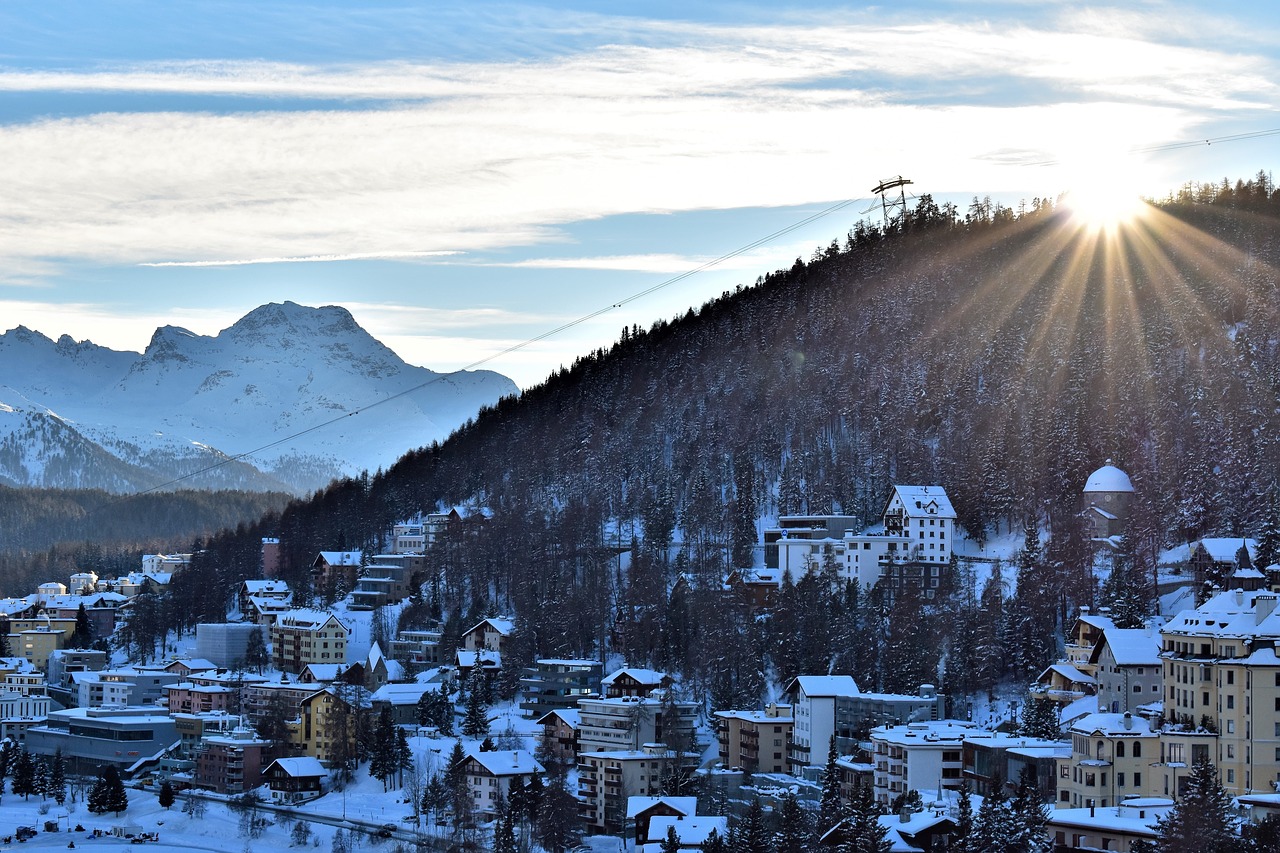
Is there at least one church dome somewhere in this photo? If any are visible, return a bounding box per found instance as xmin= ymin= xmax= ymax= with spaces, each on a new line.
xmin=1084 ymin=461 xmax=1134 ymax=493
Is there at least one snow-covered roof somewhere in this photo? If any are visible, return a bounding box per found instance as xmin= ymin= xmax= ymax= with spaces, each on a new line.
xmin=276 ymin=608 xmax=348 ymax=631
xmin=242 ymin=580 xmax=290 ymax=595
xmin=465 ymin=749 xmax=543 ymax=777
xmin=647 ymin=816 xmax=728 ymax=845
xmin=713 ymin=708 xmax=794 ymax=724
xmin=317 ymin=551 xmax=362 ymax=565
xmin=1038 ymin=663 xmax=1096 ymax=686
xmin=465 ymin=617 xmax=514 ymax=637
xmin=890 ymin=485 xmax=956 ymax=519
xmin=1047 ymin=803 xmax=1169 ymax=836
xmin=1084 ymin=463 xmax=1133 ymax=493
xmin=1092 ymin=629 xmax=1162 ymax=667
xmin=1060 ymin=693 xmax=1100 ymax=726
xmin=1192 ymin=538 xmax=1258 ymax=564
xmin=627 ymin=796 xmax=696 ymax=819
xmin=1068 ymin=712 xmax=1157 ymax=737
xmin=370 ymin=683 xmax=436 ymax=704
xmin=535 ymin=708 xmax=581 ymax=728
xmin=266 ymin=756 xmax=326 ymax=778
xmin=872 ymin=720 xmax=982 ymax=746
xmin=787 ymin=675 xmax=859 ymax=698
xmin=301 ymin=664 xmax=345 ymax=682
xmin=456 ymin=649 xmax=501 ymax=668
xmin=602 ymin=667 xmax=668 ymax=686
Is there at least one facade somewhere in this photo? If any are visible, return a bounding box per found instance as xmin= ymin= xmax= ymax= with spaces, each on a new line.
xmin=350 ymin=555 xmax=425 ymax=609
xmin=869 ymin=720 xmax=980 ymax=806
xmin=165 ymin=682 xmax=234 ymax=715
xmin=459 ymin=750 xmax=544 ymax=818
xmin=270 ymin=609 xmax=350 ymax=674
xmin=311 ymin=551 xmax=362 ymax=595
xmin=238 ymin=580 xmax=291 ymax=615
xmin=763 ymin=515 xmax=862 ymax=569
xmin=77 ymin=668 xmax=180 ymax=709
xmin=25 ymin=706 xmax=179 ymax=774
xmin=627 ymin=797 xmax=697 ymax=848
xmin=0 ymin=689 xmax=51 ymax=743
xmin=713 ymin=703 xmax=793 ymax=774
xmin=576 ymin=693 xmax=699 ymax=755
xmin=461 ymin=617 xmax=514 ymax=655
xmin=836 ymin=684 xmax=945 ymax=734
xmin=519 ymin=659 xmax=603 ymax=716
xmin=264 ymin=756 xmax=326 ymax=803
xmin=602 ymin=668 xmax=670 ymax=699
xmin=578 ymin=744 xmax=696 ymax=834
xmin=960 ymin=733 xmax=1066 ymax=800
xmin=1090 ymin=628 xmax=1163 ymax=714
xmin=1062 ymin=712 xmax=1160 ymax=808
xmin=295 ymin=685 xmax=370 ymax=762
xmin=783 ymin=675 xmax=859 ymax=770
xmin=192 ymin=728 xmax=270 ymax=793
xmin=389 ymin=628 xmax=444 ymax=668
xmin=1047 ymin=799 xmax=1170 ymax=852
xmin=536 ymin=709 xmax=580 ymax=766
xmin=195 ymin=622 xmax=261 ymax=669
xmin=1190 ymin=538 xmax=1259 ymax=596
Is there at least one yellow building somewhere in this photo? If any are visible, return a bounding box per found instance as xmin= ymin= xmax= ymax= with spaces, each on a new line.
xmin=294 ymin=685 xmax=368 ymax=763
xmin=17 ymin=628 xmax=65 ymax=669
xmin=1063 ymin=712 xmax=1160 ymax=808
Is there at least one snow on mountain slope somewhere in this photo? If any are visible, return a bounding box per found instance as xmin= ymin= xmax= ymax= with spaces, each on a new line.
xmin=0 ymin=302 xmax=518 ymax=493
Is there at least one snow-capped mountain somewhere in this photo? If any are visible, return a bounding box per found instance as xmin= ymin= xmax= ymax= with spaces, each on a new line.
xmin=0 ymin=302 xmax=518 ymax=493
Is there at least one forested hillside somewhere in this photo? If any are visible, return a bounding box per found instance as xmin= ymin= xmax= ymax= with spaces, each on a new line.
xmin=82 ymin=175 xmax=1280 ymax=706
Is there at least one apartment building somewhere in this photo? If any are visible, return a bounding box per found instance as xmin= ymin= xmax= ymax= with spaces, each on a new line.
xmin=270 ymin=609 xmax=350 ymax=674
xmin=713 ymin=703 xmax=793 ymax=774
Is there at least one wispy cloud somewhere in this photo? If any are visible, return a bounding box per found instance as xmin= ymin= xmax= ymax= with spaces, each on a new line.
xmin=0 ymin=9 xmax=1274 ymax=281
xmin=139 ymin=250 xmax=459 ymax=267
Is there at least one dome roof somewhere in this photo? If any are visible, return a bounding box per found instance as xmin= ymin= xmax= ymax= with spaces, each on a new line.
xmin=1084 ymin=461 xmax=1134 ymax=493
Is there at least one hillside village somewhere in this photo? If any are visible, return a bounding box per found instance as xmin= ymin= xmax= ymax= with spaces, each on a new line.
xmin=0 ymin=463 xmax=1274 ymax=851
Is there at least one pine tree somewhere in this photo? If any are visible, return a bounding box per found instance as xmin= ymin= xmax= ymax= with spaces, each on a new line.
xmin=395 ymin=727 xmax=413 ymax=787
xmin=1101 ymin=542 xmax=1150 ymax=628
xmin=776 ymin=791 xmax=812 ymax=853
xmin=536 ymin=771 xmax=580 ymax=853
xmin=158 ymin=780 xmax=175 ymax=809
xmin=461 ymin=666 xmax=491 ymax=738
xmin=243 ymin=628 xmax=269 ymax=673
xmin=1257 ymin=492 xmax=1280 ymax=571
xmin=291 ymin=820 xmax=312 ymax=847
xmin=842 ymin=782 xmax=891 ymax=853
xmin=1008 ymin=769 xmax=1050 ymax=852
xmin=1147 ymin=757 xmax=1239 ymax=853
xmin=369 ymin=706 xmax=397 ymax=790
xmin=954 ymin=783 xmax=975 ymax=853
xmin=494 ymin=803 xmax=518 ymax=853
xmin=71 ymin=603 xmax=94 ymax=648
xmin=818 ymin=735 xmax=844 ymax=834
xmin=88 ymin=765 xmax=127 ymax=815
xmin=32 ymin=757 xmax=49 ymax=800
xmin=660 ymin=823 xmax=682 ymax=853
xmin=703 ymin=828 xmax=729 ymax=853
xmin=736 ymin=799 xmax=771 ymax=853
xmin=49 ymin=748 xmax=66 ymax=806
xmin=1017 ymin=696 xmax=1061 ymax=741
xmin=10 ymin=749 xmax=34 ymax=800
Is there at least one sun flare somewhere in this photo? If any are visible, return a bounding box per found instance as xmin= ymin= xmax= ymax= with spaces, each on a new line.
xmin=1061 ymin=159 xmax=1149 ymax=231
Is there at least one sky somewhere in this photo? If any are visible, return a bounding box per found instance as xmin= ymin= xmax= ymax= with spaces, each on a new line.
xmin=1 ymin=1 xmax=1278 ymax=389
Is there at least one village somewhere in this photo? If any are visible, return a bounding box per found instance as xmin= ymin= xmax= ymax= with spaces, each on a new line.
xmin=0 ymin=462 xmax=1271 ymax=852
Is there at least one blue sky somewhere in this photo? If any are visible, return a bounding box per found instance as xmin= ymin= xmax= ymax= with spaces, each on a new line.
xmin=2 ymin=1 xmax=1278 ymax=388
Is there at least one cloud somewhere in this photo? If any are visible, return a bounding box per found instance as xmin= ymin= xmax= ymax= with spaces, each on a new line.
xmin=0 ymin=10 xmax=1275 ymax=281
xmin=139 ymin=250 xmax=459 ymax=267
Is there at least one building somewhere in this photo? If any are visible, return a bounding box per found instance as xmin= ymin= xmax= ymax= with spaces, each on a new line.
xmin=869 ymin=720 xmax=981 ymax=806
xmin=459 ymin=749 xmax=544 ymax=818
xmin=783 ymin=675 xmax=859 ymax=770
xmin=713 ymin=703 xmax=793 ymax=774
xmin=763 ymin=516 xmax=863 ymax=569
xmin=77 ymin=667 xmax=180 ymax=709
xmin=295 ymin=685 xmax=371 ymax=762
xmin=836 ymin=685 xmax=945 ymax=735
xmin=519 ymin=659 xmax=602 ymax=716
xmin=576 ymin=692 xmax=699 ymax=754
xmin=389 ymin=628 xmax=444 ymax=668
xmin=195 ymin=622 xmax=263 ymax=669
xmin=371 ymin=682 xmax=439 ymax=726
xmin=165 ymin=681 xmax=235 ymax=715
xmin=238 ymin=580 xmax=291 ymax=615
xmin=626 ymin=796 xmax=697 ymax=848
xmin=1047 ymin=799 xmax=1171 ymax=852
xmin=270 ymin=609 xmax=350 ymax=674
xmin=646 ymin=815 xmax=730 ymax=850
xmin=602 ymin=668 xmax=671 ymax=699
xmin=1082 ymin=462 xmax=1134 ymax=542
xmin=1062 ymin=712 xmax=1160 ymax=808
xmin=1190 ymin=538 xmax=1259 ymax=597
xmin=960 ymin=732 xmax=1067 ymax=801
xmin=192 ymin=727 xmax=270 ymax=793
xmin=578 ymin=744 xmax=698 ymax=834
xmin=1159 ymin=588 xmax=1280 ymax=796
xmin=536 ymin=708 xmax=580 ymax=766
xmin=311 ymin=551 xmax=362 ymax=595
xmin=350 ymin=555 xmax=425 ymax=609
xmin=25 ymin=706 xmax=179 ymax=775
xmin=0 ymin=689 xmax=51 ymax=743
xmin=264 ymin=756 xmax=326 ymax=803
xmin=461 ymin=617 xmax=514 ymax=655
xmin=1090 ymin=627 xmax=1163 ymax=714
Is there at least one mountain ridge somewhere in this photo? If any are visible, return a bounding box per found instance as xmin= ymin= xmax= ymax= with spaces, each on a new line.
xmin=0 ymin=302 xmax=517 ymax=494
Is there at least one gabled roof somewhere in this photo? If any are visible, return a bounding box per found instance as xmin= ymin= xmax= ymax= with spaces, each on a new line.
xmin=535 ymin=708 xmax=581 ymax=729
xmin=627 ymin=795 xmax=696 ymax=819
xmin=275 ymin=608 xmax=349 ymax=631
xmin=1091 ymin=628 xmax=1162 ymax=667
xmin=647 ymin=815 xmax=728 ymax=845
xmin=603 ymin=668 xmax=669 ymax=687
xmin=1036 ymin=662 xmax=1096 ymax=686
xmin=265 ymin=756 xmax=326 ymax=778
xmin=887 ymin=485 xmax=956 ymax=519
xmin=315 ymin=550 xmax=362 ymax=565
xmin=464 ymin=749 xmax=543 ymax=777
xmin=785 ymin=675 xmax=859 ymax=699
xmin=1192 ymin=538 xmax=1258 ymax=564
xmin=457 ymin=649 xmax=501 ymax=668
xmin=464 ymin=617 xmax=514 ymax=637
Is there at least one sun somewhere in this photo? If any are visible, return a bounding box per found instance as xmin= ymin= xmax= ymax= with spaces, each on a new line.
xmin=1061 ymin=158 xmax=1150 ymax=231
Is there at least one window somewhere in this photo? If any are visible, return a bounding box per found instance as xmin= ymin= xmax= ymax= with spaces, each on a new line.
xmin=1132 ymin=742 xmax=1142 ymax=758
xmin=1227 ymin=720 xmax=1235 ymax=734
xmin=1227 ymin=670 xmax=1234 ymax=685
xmin=1133 ymin=772 xmax=1141 ymax=787
xmin=1117 ymin=772 xmax=1125 ymax=787
xmin=1228 ymin=695 xmax=1234 ymax=709
xmin=1116 ymin=742 xmax=1125 ymax=758
xmin=1227 ymin=769 xmax=1235 ymax=783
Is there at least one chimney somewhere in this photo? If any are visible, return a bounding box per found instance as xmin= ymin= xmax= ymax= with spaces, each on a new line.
xmin=1257 ymin=595 xmax=1278 ymax=625
xmin=1122 ymin=712 xmax=1133 ymax=730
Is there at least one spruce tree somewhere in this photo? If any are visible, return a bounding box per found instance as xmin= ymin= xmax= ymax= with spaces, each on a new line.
xmin=818 ymin=735 xmax=844 ymax=834
xmin=702 ymin=828 xmax=729 ymax=853
xmin=49 ymin=748 xmax=66 ymax=806
xmin=1147 ymin=757 xmax=1239 ymax=853
xmin=1008 ymin=769 xmax=1050 ymax=852
xmin=736 ymin=799 xmax=771 ymax=853
xmin=842 ymin=782 xmax=891 ymax=853
xmin=158 ymin=780 xmax=175 ymax=809
xmin=461 ymin=667 xmax=490 ymax=738
xmin=660 ymin=823 xmax=682 ymax=853
xmin=494 ymin=804 xmax=518 ymax=853
xmin=104 ymin=765 xmax=129 ymax=815
xmin=10 ymin=749 xmax=34 ymax=800
xmin=776 ymin=791 xmax=812 ymax=853
xmin=954 ymin=783 xmax=975 ymax=853
xmin=1017 ymin=696 xmax=1061 ymax=741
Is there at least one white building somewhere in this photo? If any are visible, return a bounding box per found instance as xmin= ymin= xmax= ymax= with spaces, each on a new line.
xmin=783 ymin=675 xmax=859 ymax=770
xmin=576 ymin=692 xmax=699 ymax=754
xmin=870 ymin=720 xmax=982 ymax=805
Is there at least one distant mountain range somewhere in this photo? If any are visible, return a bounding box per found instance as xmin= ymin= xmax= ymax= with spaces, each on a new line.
xmin=0 ymin=302 xmax=517 ymax=493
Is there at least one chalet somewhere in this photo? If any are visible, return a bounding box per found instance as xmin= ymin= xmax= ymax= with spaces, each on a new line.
xmin=264 ymin=756 xmax=327 ymax=803
xmin=238 ymin=580 xmax=291 ymax=615
xmin=647 ymin=815 xmax=730 ymax=850
xmin=535 ymin=708 xmax=580 ymax=765
xmin=461 ymin=617 xmax=514 ymax=655
xmin=1089 ymin=627 xmax=1162 ymax=714
xmin=311 ymin=551 xmax=362 ymax=595
xmin=602 ymin=667 xmax=671 ymax=698
xmin=626 ymin=796 xmax=697 ymax=849
xmin=459 ymin=749 xmax=544 ymax=817
xmin=820 ymin=812 xmax=958 ymax=851
xmin=1190 ymin=537 xmax=1258 ymax=597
